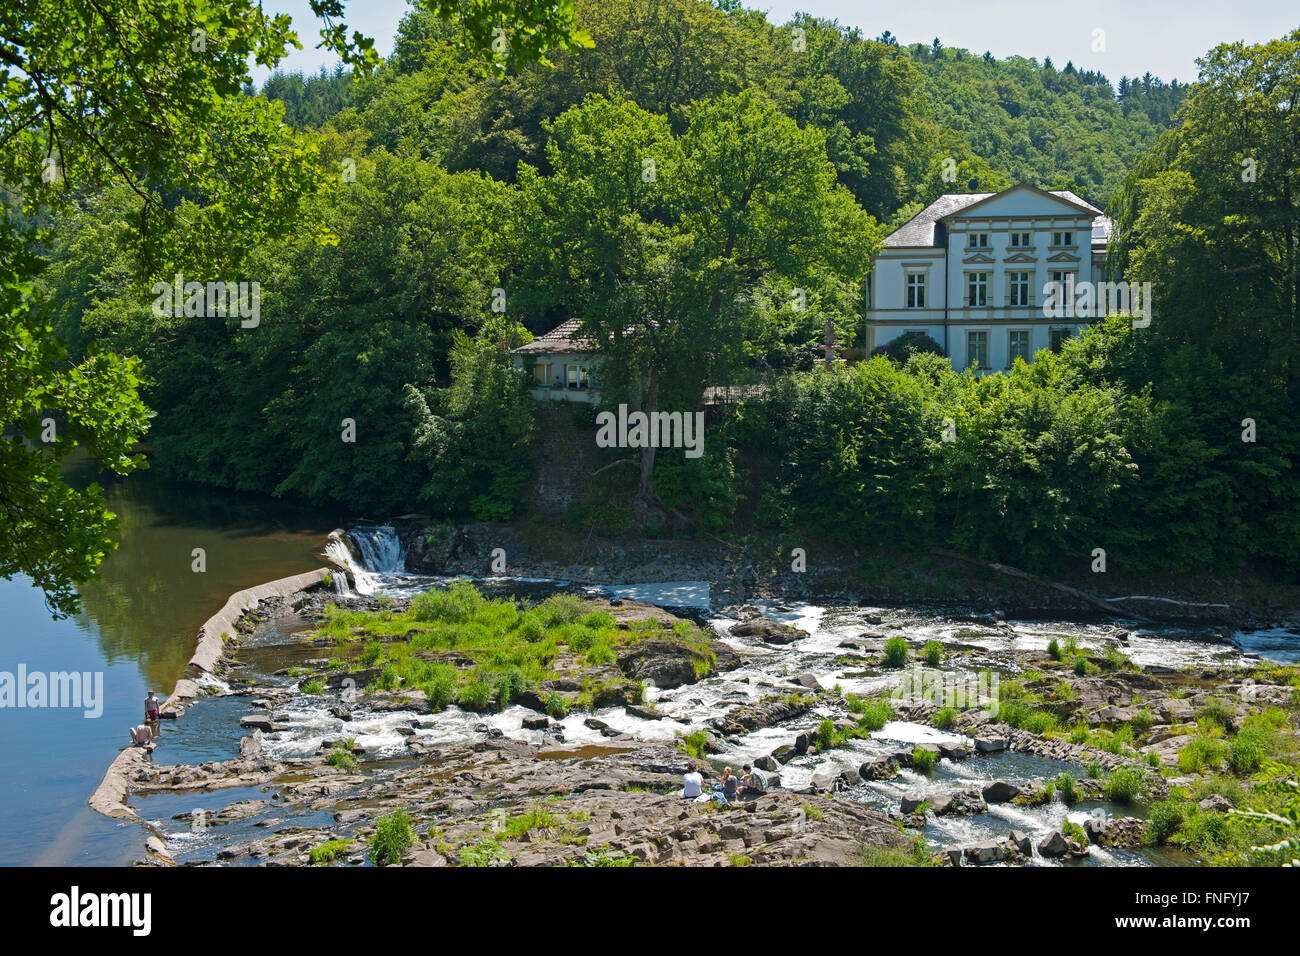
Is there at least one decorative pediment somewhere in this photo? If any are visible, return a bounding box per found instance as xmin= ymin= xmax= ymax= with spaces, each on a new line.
xmin=1046 ymin=251 xmax=1081 ymax=263
xmin=962 ymin=252 xmax=995 ymax=265
xmin=1002 ymin=253 xmax=1037 ymax=264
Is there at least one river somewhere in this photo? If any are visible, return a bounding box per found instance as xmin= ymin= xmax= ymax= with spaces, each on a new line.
xmin=0 ymin=458 xmax=340 ymax=865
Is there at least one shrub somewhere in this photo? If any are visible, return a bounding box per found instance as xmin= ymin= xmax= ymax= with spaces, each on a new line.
xmin=586 ymin=642 xmax=615 ymax=665
xmin=458 ymin=679 xmax=493 ymax=711
xmin=799 ymin=802 xmax=824 ymax=822
xmin=678 ymin=730 xmax=710 ymax=759
xmin=815 ymin=718 xmax=836 ymax=750
xmin=459 ymin=836 xmax=511 ymax=867
xmin=911 ymin=746 xmax=939 ymax=772
xmin=1198 ymin=697 xmax=1235 ymax=732
xmin=1104 ymin=765 xmax=1147 ymax=802
xmin=493 ymin=668 xmax=528 ymax=709
xmin=1047 ymin=638 xmax=1062 ymax=661
xmin=1055 ymin=772 xmax=1078 ymax=806
xmin=411 ymin=579 xmax=485 ymax=623
xmin=1146 ymin=800 xmax=1185 ymax=845
xmin=922 ymin=641 xmax=943 ymax=665
xmin=882 ymin=637 xmax=909 ymax=668
xmin=933 ymin=706 xmax=957 ymax=730
xmin=1178 ymin=736 xmax=1227 ymax=774
xmin=537 ymin=593 xmax=588 ymax=626
xmin=1228 ymin=725 xmax=1272 ymax=774
xmin=1131 ymin=709 xmax=1155 ymax=734
xmin=544 ymin=692 xmax=571 ymax=718
xmin=855 ymin=698 xmax=894 ymax=732
xmin=359 ymin=641 xmax=383 ymax=665
xmin=1061 ymin=820 xmax=1087 ymax=842
xmin=308 ymin=839 xmax=353 ymax=865
xmin=568 ymin=847 xmax=634 ymax=867
xmin=326 ymin=744 xmax=358 ymax=773
xmin=300 ymin=678 xmax=324 ymax=694
xmin=369 ymin=809 xmax=413 ymax=866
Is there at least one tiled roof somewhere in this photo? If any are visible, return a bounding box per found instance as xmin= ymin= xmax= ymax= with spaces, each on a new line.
xmin=882 ymin=187 xmax=1105 ymax=248
xmin=512 ymin=318 xmax=595 ymax=354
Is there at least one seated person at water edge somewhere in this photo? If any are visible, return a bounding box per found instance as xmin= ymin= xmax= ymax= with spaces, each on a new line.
xmin=682 ymin=763 xmax=704 ymax=799
xmin=738 ymin=763 xmax=767 ymax=796
xmin=129 ymin=724 xmax=153 ymax=747
xmin=144 ymin=690 xmax=161 ymax=723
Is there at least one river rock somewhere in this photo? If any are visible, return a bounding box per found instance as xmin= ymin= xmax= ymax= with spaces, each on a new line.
xmin=793 ymin=672 xmax=823 ymax=691
xmin=937 ymin=741 xmax=971 ymax=760
xmin=1038 ymin=830 xmax=1068 ymax=858
xmin=1198 ymin=794 xmax=1234 ymax=813
xmin=932 ymin=789 xmax=986 ymax=816
xmin=1008 ymin=829 xmax=1032 ymax=856
xmin=617 ymin=640 xmax=718 ymax=689
xmin=900 ymin=795 xmax=927 ymax=814
xmin=974 ymin=736 xmax=1009 ymax=753
xmin=728 ymin=618 xmax=806 ymax=645
xmin=963 ymin=841 xmax=1007 ymax=864
xmin=982 ymin=780 xmax=1021 ymax=804
xmin=239 ymin=715 xmax=274 ymax=732
xmin=624 ymin=704 xmax=661 ymax=720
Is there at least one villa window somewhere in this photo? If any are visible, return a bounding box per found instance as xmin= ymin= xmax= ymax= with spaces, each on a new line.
xmin=906 ymin=273 xmax=926 ymax=308
xmin=1052 ymin=231 xmax=1075 ymax=247
xmin=1008 ymin=329 xmax=1031 ymax=364
xmin=967 ymin=233 xmax=990 ymax=249
xmin=1009 ymin=271 xmax=1030 ymax=306
xmin=967 ymin=331 xmax=989 ymax=370
xmin=967 ymin=272 xmax=989 ymax=307
xmin=1049 ymin=327 xmax=1074 ymax=352
xmin=533 ymin=363 xmax=552 ymax=386
xmin=1009 ymin=232 xmax=1031 ymax=248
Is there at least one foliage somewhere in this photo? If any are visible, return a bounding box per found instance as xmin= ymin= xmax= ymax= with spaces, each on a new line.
xmin=369 ymin=809 xmax=414 ymax=865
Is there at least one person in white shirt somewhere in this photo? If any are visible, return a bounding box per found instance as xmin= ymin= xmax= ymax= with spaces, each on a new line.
xmin=682 ymin=762 xmax=704 ymax=799
xmin=144 ymin=690 xmax=161 ymax=723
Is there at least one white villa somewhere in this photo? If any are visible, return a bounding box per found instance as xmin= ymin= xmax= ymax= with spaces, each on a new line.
xmin=512 ymin=318 xmax=603 ymax=403
xmin=866 ymin=183 xmax=1113 ymax=373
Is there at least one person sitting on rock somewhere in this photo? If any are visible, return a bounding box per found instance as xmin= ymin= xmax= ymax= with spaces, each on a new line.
xmin=129 ymin=724 xmax=153 ymax=747
xmin=713 ymin=767 xmax=739 ymax=803
xmin=738 ymin=763 xmax=767 ymax=797
xmin=682 ymin=762 xmax=704 ymax=799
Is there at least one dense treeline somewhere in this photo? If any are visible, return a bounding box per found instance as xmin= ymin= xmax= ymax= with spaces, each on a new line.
xmin=32 ymin=1 xmax=1300 ymax=580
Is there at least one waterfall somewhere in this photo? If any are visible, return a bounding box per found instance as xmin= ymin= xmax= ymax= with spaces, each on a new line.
xmin=325 ymin=524 xmax=405 ymax=595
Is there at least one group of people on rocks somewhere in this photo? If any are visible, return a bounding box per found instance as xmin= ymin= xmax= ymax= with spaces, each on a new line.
xmin=129 ymin=690 xmax=162 ymax=749
xmin=682 ymin=761 xmax=768 ymax=803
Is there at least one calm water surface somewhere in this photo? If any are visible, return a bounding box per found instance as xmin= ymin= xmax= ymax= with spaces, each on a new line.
xmin=0 ymin=459 xmax=338 ymax=865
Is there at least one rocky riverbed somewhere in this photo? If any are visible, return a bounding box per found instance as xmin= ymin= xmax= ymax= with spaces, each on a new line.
xmin=108 ymin=558 xmax=1300 ymax=867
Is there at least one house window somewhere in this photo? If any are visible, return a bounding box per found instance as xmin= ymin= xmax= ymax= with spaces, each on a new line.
xmin=1009 ymin=232 xmax=1031 ymax=248
xmin=1008 ymin=271 xmax=1030 ymax=306
xmin=906 ymin=273 xmax=926 ymax=308
xmin=566 ymin=364 xmax=590 ymax=389
xmin=1052 ymin=231 xmax=1075 ymax=247
xmin=1049 ymin=327 xmax=1073 ymax=352
xmin=967 ymin=233 xmax=990 ymax=249
xmin=533 ymin=363 xmax=552 ymax=386
xmin=1008 ymin=329 xmax=1031 ymax=364
xmin=967 ymin=331 xmax=989 ymax=369
xmin=967 ymin=272 xmax=989 ymax=307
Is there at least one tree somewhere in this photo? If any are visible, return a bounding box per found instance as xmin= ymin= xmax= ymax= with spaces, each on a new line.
xmin=514 ymin=90 xmax=877 ymax=499
xmin=0 ymin=0 xmax=587 ymax=613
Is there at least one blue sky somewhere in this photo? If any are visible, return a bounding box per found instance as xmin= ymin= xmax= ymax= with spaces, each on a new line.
xmin=251 ymin=0 xmax=1298 ymax=87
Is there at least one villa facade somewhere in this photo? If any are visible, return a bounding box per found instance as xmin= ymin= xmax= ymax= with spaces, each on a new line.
xmin=511 ymin=318 xmax=603 ymax=403
xmin=866 ymin=183 xmax=1113 ymax=373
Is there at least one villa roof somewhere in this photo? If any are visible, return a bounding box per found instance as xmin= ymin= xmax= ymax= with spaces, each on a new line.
xmin=882 ymin=184 xmax=1105 ymax=248
xmin=511 ymin=318 xmax=596 ymax=354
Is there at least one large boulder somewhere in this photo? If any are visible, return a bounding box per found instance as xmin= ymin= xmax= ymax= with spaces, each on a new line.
xmin=982 ymin=780 xmax=1021 ymax=804
xmin=617 ymin=640 xmax=714 ymax=689
xmin=1038 ymin=830 xmax=1068 ymax=858
xmin=932 ymin=789 xmax=986 ymax=816
xmin=963 ymin=841 xmax=1007 ymax=865
xmin=728 ymin=617 xmax=806 ymax=645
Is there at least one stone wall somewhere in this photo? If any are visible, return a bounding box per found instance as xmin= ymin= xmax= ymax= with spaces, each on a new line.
xmin=525 ymin=401 xmax=600 ymax=516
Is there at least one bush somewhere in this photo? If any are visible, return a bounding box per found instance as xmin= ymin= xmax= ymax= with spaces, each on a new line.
xmin=308 ymin=839 xmax=353 ymax=865
xmin=1228 ymin=725 xmax=1272 ymax=774
xmin=493 ymin=668 xmax=528 ymax=709
xmin=882 ymin=637 xmax=909 ymax=668
xmin=1178 ymin=735 xmax=1227 ymax=774
xmin=1104 ymin=765 xmax=1147 ymax=802
xmin=300 ymin=678 xmax=324 ymax=694
xmin=855 ymin=698 xmax=894 ymax=731
xmin=933 ymin=706 xmax=957 ymax=730
xmin=585 ymin=642 xmax=615 ymax=665
xmin=1146 ymin=800 xmax=1185 ymax=845
xmin=1198 ymin=697 xmax=1235 ymax=732
xmin=1047 ymin=638 xmax=1062 ymax=661
xmin=411 ymin=579 xmax=485 ymax=623
xmin=911 ymin=746 xmax=939 ymax=772
xmin=544 ymin=692 xmax=571 ymax=718
xmin=922 ymin=641 xmax=943 ymax=665
xmin=537 ymin=593 xmax=588 ymax=626
xmin=369 ymin=809 xmax=413 ymax=866
xmin=815 ymin=718 xmax=836 ymax=750
xmin=1056 ymin=772 xmax=1078 ymax=806
xmin=458 ymin=679 xmax=493 ymax=711
xmin=325 ymin=744 xmax=358 ymax=773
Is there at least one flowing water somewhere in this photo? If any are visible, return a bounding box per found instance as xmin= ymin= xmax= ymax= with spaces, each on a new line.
xmin=134 ymin=525 xmax=1300 ymax=867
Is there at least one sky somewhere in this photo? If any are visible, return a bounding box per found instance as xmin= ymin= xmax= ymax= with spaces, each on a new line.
xmin=251 ymin=0 xmax=1298 ymax=87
